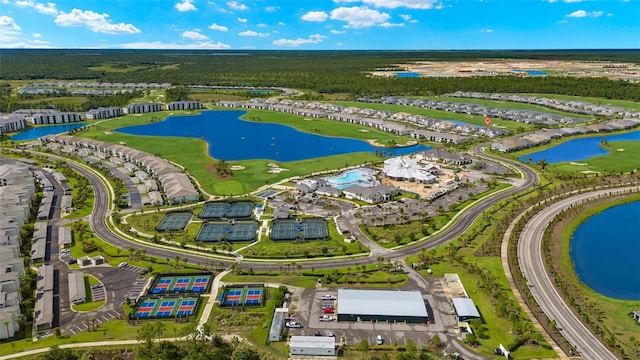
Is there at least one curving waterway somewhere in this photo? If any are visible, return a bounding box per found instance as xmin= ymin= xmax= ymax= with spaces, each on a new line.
xmin=570 ymin=201 xmax=640 ymax=300
xmin=116 ymin=110 xmax=431 ymax=162
xmin=520 ymin=129 xmax=640 ymax=164
xmin=11 ymin=123 xmax=87 ymax=141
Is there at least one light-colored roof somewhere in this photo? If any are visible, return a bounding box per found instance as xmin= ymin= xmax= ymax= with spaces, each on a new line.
xmin=452 ymin=297 xmax=481 ymax=319
xmin=337 ymin=289 xmax=428 ymax=318
xmin=34 ymin=290 xmax=53 ymax=326
xmin=290 ymin=336 xmax=336 ymax=349
xmin=68 ymin=271 xmax=86 ymax=302
xmin=37 ymin=265 xmax=54 ymax=292
xmin=58 ymin=226 xmax=72 ymax=247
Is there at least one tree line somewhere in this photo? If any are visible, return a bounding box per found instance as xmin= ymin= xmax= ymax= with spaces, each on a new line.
xmin=1 ymin=50 xmax=639 ymax=101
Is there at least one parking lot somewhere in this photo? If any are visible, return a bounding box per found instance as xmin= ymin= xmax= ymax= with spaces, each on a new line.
xmin=286 ymin=276 xmax=456 ymax=347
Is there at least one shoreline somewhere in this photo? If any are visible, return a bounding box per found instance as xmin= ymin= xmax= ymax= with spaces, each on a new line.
xmin=365 ymin=139 xmax=418 ymax=148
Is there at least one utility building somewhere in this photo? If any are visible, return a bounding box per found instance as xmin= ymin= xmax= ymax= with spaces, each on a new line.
xmin=289 ymin=336 xmax=336 ymax=357
xmin=451 ymin=297 xmax=481 ymax=322
xmin=337 ymin=289 xmax=428 ymax=324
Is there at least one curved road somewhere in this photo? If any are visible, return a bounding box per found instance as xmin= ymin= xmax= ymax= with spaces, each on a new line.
xmin=519 ymin=186 xmax=639 ymax=360
xmin=72 ymin=145 xmax=538 ymax=270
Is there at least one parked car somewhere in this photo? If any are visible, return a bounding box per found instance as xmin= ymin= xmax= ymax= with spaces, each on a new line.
xmin=318 ymin=315 xmax=334 ymax=322
xmin=376 ymin=335 xmax=384 ymax=345
xmin=323 ymin=307 xmax=335 ymax=314
xmin=315 ymin=331 xmax=322 ymax=336
xmin=327 ymin=332 xmax=336 ymax=338
xmin=320 ymin=294 xmax=336 ymax=300
xmin=91 ymin=284 xmax=102 ymax=289
xmin=285 ymin=322 xmax=302 ymax=328
xmin=322 ymin=304 xmax=334 ymax=309
xmin=118 ymin=262 xmax=128 ymax=269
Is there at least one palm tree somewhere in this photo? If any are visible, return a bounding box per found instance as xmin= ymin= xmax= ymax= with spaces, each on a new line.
xmin=3 ymin=320 xmax=10 ymax=338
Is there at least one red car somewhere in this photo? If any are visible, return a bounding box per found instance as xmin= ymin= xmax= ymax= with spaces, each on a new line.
xmin=323 ymin=307 xmax=335 ymax=314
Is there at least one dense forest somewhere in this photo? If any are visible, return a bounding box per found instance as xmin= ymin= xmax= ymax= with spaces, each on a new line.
xmin=1 ymin=49 xmax=639 ymax=100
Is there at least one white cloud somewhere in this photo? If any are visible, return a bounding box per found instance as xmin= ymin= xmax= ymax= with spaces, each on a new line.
xmin=208 ymin=23 xmax=228 ymax=31
xmin=237 ymin=17 xmax=247 ymax=23
xmin=119 ymin=41 xmax=230 ymax=49
xmin=227 ymin=1 xmax=247 ymax=10
xmin=265 ymin=6 xmax=277 ymax=12
xmin=278 ymin=22 xmax=285 ymax=26
xmin=0 ymin=15 xmax=21 ymax=31
xmin=273 ymin=34 xmax=326 ymax=47
xmin=15 ymin=0 xmax=59 ymax=15
xmin=301 ymin=11 xmax=328 ymax=22
xmin=54 ymin=9 xmax=141 ymax=34
xmin=565 ymin=9 xmax=603 ymax=18
xmin=481 ymin=29 xmax=493 ymax=33
xmin=182 ymin=30 xmax=209 ymax=40
xmin=257 ymin=23 xmax=267 ymax=28
xmin=330 ymin=29 xmax=346 ymax=34
xmin=399 ymin=14 xmax=411 ymax=21
xmin=239 ymin=30 xmax=269 ymax=37
xmin=33 ymin=32 xmax=42 ymax=37
xmin=175 ymin=0 xmax=197 ymax=12
xmin=333 ymin=0 xmax=440 ymax=9
xmin=563 ymin=0 xmax=582 ymax=3
xmin=379 ymin=22 xmax=404 ymax=28
xmin=330 ymin=6 xmax=390 ymax=28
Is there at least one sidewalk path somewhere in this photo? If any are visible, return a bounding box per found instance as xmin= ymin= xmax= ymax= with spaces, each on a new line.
xmin=197 ymin=270 xmax=230 ymax=332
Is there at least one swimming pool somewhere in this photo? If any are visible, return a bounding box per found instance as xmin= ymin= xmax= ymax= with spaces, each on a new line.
xmin=325 ymin=168 xmax=379 ymax=189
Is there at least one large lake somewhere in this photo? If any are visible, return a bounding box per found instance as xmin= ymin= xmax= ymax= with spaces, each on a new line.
xmin=571 ymin=201 xmax=640 ymax=300
xmin=520 ymin=130 xmax=640 ymax=163
xmin=11 ymin=123 xmax=87 ymax=141
xmin=116 ymin=110 xmax=431 ymax=162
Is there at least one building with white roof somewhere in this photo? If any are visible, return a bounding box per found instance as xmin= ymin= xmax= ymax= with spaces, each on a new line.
xmin=336 ymin=289 xmax=428 ymax=324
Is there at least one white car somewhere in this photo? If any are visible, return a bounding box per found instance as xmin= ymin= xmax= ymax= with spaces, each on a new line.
xmin=118 ymin=262 xmax=128 ymax=269
xmin=376 ymin=335 xmax=384 ymax=345
xmin=318 ymin=315 xmax=335 ymax=322
xmin=320 ymin=294 xmax=336 ymax=300
xmin=285 ymin=322 xmax=302 ymax=328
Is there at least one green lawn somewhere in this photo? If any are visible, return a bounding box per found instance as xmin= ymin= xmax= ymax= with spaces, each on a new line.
xmin=72 ymin=274 xmax=105 ymax=312
xmin=546 ymin=140 xmax=640 ymax=174
xmin=0 ymin=319 xmax=193 ymax=357
xmin=414 ymin=257 xmax=556 ymax=359
xmin=75 ymin=110 xmax=402 ymax=195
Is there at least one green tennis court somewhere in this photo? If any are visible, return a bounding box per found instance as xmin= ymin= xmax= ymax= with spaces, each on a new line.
xmin=195 ymin=221 xmax=258 ymax=242
xmin=132 ymin=296 xmax=200 ymax=319
xmin=199 ymin=201 xmax=254 ymax=219
xmin=270 ymin=219 xmax=329 ymax=241
xmin=156 ymin=212 xmax=192 ymax=232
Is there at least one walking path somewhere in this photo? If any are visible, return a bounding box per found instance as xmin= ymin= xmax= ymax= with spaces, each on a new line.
xmin=197 ymin=270 xmax=230 ymax=332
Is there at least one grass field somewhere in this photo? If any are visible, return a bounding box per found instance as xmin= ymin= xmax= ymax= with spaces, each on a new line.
xmin=545 ymin=140 xmax=640 ymax=174
xmin=75 ymin=109 xmax=406 ymax=195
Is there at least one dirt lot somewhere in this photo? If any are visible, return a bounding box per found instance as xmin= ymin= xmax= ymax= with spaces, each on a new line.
xmin=370 ymin=59 xmax=640 ymax=81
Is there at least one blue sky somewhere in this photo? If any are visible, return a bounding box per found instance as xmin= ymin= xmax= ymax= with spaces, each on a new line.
xmin=0 ymin=0 xmax=638 ymax=49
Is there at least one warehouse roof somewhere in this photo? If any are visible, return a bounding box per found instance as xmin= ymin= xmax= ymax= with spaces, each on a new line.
xmin=337 ymin=289 xmax=428 ymax=318
xmin=290 ymin=336 xmax=336 ymax=350
xmin=452 ymin=297 xmax=481 ymax=319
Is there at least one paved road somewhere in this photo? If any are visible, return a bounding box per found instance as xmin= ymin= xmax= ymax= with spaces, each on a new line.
xmin=67 ymin=146 xmax=538 ymax=271
xmin=518 ymin=186 xmax=638 ymax=360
